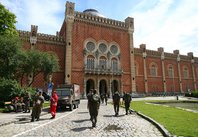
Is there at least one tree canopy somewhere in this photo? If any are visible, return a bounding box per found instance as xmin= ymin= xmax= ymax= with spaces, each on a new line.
xmin=0 ymin=35 xmax=23 ymax=79
xmin=0 ymin=3 xmax=18 ymax=36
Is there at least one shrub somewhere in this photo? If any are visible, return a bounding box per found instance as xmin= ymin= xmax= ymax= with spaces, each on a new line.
xmin=191 ymin=91 xmax=198 ymax=98
xmin=0 ymin=78 xmax=23 ymax=107
xmin=185 ymin=90 xmax=198 ymax=98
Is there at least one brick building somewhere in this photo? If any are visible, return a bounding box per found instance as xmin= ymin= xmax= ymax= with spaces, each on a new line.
xmin=18 ymin=1 xmax=198 ymax=97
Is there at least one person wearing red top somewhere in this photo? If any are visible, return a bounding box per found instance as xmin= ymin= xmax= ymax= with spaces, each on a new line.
xmin=50 ymin=90 xmax=58 ymax=119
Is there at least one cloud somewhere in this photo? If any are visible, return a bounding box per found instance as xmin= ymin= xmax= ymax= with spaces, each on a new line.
xmin=0 ymin=0 xmax=65 ymax=34
xmin=132 ymin=0 xmax=198 ymax=56
xmin=1 ymin=0 xmax=197 ymax=56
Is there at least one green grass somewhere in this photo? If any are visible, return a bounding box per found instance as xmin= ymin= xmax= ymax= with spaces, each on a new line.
xmin=43 ymin=101 xmax=50 ymax=108
xmin=0 ymin=108 xmax=5 ymax=113
xmin=131 ymin=101 xmax=198 ymax=137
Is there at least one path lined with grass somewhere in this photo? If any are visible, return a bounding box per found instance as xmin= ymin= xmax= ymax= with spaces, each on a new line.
xmin=131 ymin=101 xmax=198 ymax=137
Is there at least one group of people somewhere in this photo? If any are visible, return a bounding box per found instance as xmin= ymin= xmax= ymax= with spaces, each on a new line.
xmin=31 ymin=90 xmax=58 ymax=122
xmin=87 ymin=89 xmax=132 ymax=128
xmin=113 ymin=91 xmax=132 ymax=116
xmin=9 ymin=92 xmax=31 ymax=113
xmin=100 ymin=93 xmax=108 ymax=105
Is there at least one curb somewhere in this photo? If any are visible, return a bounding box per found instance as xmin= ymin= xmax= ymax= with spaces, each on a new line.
xmin=130 ymin=109 xmax=172 ymax=137
xmin=0 ymin=107 xmax=50 ymax=127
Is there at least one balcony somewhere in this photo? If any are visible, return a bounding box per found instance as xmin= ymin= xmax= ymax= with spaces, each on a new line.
xmin=84 ymin=67 xmax=123 ymax=76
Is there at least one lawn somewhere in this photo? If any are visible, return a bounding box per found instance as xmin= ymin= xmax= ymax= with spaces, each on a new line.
xmin=131 ymin=101 xmax=198 ymax=137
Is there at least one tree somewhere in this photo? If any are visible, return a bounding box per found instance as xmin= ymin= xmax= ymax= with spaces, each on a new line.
xmin=0 ymin=35 xmax=23 ymax=79
xmin=0 ymin=3 xmax=18 ymax=36
xmin=19 ymin=50 xmax=59 ymax=87
xmin=41 ymin=52 xmax=59 ymax=91
xmin=41 ymin=52 xmax=60 ymax=82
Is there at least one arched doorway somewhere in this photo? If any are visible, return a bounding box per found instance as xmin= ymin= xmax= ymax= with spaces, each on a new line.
xmin=112 ymin=80 xmax=118 ymax=94
xmin=99 ymin=80 xmax=107 ymax=95
xmin=86 ymin=79 xmax=95 ymax=95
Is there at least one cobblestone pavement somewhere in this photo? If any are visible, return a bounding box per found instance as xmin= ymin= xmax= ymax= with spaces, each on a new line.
xmin=0 ymin=100 xmax=164 ymax=137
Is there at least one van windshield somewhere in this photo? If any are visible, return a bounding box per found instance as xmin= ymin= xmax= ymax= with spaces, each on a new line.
xmin=56 ymin=89 xmax=71 ymax=96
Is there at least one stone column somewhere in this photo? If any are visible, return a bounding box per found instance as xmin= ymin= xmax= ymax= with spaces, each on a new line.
xmin=64 ymin=2 xmax=75 ymax=84
xmin=125 ymin=17 xmax=136 ymax=92
xmin=143 ymin=52 xmax=148 ymax=93
xmin=188 ymin=52 xmax=197 ymax=91
xmin=27 ymin=25 xmax=38 ymax=86
xmin=191 ymin=59 xmax=197 ymax=90
xmin=177 ymin=54 xmax=183 ymax=92
xmin=141 ymin=44 xmax=148 ymax=93
xmin=159 ymin=48 xmax=167 ymax=92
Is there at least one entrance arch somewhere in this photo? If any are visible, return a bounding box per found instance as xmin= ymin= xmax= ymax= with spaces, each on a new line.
xmin=86 ymin=79 xmax=95 ymax=95
xmin=99 ymin=79 xmax=107 ymax=95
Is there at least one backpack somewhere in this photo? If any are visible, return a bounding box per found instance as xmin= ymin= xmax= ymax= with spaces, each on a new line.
xmin=91 ymin=94 xmax=100 ymax=103
xmin=113 ymin=93 xmax=120 ymax=103
xmin=124 ymin=93 xmax=131 ymax=102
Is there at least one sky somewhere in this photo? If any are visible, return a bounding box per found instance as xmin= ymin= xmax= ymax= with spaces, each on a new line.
xmin=0 ymin=0 xmax=198 ymax=56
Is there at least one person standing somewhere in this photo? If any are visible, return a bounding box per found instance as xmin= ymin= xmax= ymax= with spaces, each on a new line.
xmin=88 ymin=89 xmax=100 ymax=127
xmin=50 ymin=90 xmax=58 ymax=119
xmin=100 ymin=93 xmax=104 ymax=104
xmin=123 ymin=92 xmax=132 ymax=115
xmin=113 ymin=91 xmax=120 ymax=116
xmin=104 ymin=93 xmax=108 ymax=105
xmin=23 ymin=92 xmax=30 ymax=113
xmin=87 ymin=89 xmax=93 ymax=108
xmin=31 ymin=91 xmax=45 ymax=122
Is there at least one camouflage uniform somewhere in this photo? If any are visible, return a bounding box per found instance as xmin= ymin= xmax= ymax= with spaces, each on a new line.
xmin=123 ymin=92 xmax=132 ymax=115
xmin=113 ymin=91 xmax=120 ymax=116
xmin=31 ymin=92 xmax=44 ymax=122
xmin=23 ymin=92 xmax=30 ymax=113
xmin=88 ymin=90 xmax=100 ymax=127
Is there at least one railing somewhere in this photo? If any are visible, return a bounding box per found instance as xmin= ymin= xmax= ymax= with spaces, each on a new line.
xmin=84 ymin=67 xmax=123 ymax=76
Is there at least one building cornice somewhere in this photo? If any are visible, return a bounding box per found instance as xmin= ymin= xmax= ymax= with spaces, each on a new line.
xmin=74 ymin=11 xmax=129 ymax=31
xmin=134 ymin=47 xmax=198 ymax=63
xmin=18 ymin=30 xmax=65 ymax=46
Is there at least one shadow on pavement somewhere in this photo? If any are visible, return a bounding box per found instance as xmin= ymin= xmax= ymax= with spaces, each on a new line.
xmin=71 ymin=126 xmax=92 ymax=132
xmin=15 ymin=117 xmax=50 ymax=124
xmin=72 ymin=119 xmax=90 ymax=123
xmin=103 ymin=114 xmax=125 ymax=117
xmin=77 ymin=111 xmax=88 ymax=114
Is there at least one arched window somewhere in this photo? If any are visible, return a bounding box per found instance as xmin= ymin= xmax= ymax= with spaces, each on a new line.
xmin=99 ymin=56 xmax=107 ymax=69
xmin=87 ymin=55 xmax=95 ymax=70
xmin=150 ymin=63 xmax=157 ymax=76
xmin=168 ymin=65 xmax=174 ymax=78
xmin=183 ymin=66 xmax=189 ymax=78
xmin=111 ymin=58 xmax=118 ymax=72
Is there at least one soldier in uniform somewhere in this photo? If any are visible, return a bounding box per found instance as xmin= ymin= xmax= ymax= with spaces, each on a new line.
xmin=123 ymin=92 xmax=132 ymax=115
xmin=23 ymin=92 xmax=30 ymax=113
xmin=31 ymin=91 xmax=44 ymax=122
xmin=88 ymin=89 xmax=100 ymax=127
xmin=113 ymin=91 xmax=121 ymax=116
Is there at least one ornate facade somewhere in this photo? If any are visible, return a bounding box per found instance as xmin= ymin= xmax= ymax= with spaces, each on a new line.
xmin=19 ymin=1 xmax=198 ymax=97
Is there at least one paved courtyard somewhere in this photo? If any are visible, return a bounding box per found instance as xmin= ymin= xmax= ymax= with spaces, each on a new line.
xmin=0 ymin=99 xmax=164 ymax=137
